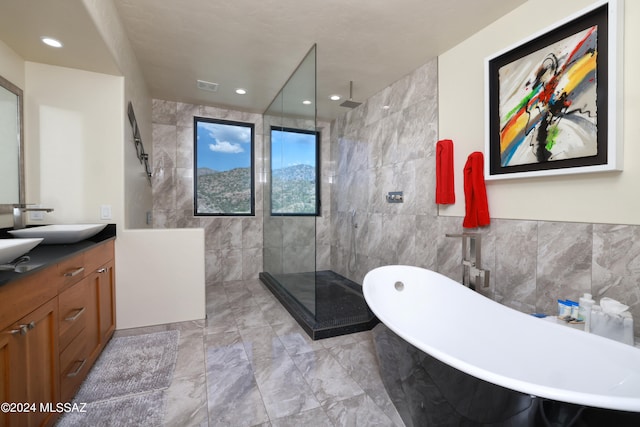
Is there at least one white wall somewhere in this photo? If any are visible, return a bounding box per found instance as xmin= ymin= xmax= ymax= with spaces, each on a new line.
xmin=24 ymin=62 xmax=124 ymax=224
xmin=0 ymin=39 xmax=25 ymax=89
xmin=116 ymin=229 xmax=205 ymax=328
xmin=82 ymin=0 xmax=206 ymax=328
xmin=438 ymin=0 xmax=640 ymax=225
xmin=83 ymin=0 xmax=153 ymax=229
xmin=23 ymin=61 xmax=206 ymax=330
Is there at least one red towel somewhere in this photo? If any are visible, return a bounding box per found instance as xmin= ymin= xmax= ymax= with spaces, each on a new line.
xmin=463 ymin=151 xmax=490 ymax=228
xmin=435 ymin=139 xmax=455 ymax=204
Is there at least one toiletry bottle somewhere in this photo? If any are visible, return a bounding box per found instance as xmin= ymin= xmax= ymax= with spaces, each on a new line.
xmin=557 ymin=300 xmax=572 ymax=320
xmin=578 ymin=293 xmax=595 ymax=330
xmin=569 ymin=300 xmax=579 ymax=320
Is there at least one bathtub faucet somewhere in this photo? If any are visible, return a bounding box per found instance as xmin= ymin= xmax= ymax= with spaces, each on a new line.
xmin=445 ymin=233 xmax=490 ymax=291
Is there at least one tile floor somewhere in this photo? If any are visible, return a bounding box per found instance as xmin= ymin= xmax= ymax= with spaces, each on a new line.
xmin=114 ymin=278 xmax=405 ymax=426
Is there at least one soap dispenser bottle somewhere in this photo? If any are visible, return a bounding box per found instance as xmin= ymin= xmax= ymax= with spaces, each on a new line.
xmin=578 ymin=293 xmax=595 ymax=331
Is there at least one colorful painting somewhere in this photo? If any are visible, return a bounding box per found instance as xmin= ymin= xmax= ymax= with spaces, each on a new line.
xmin=485 ymin=1 xmax=621 ymax=179
xmin=499 ymin=26 xmax=598 ymax=167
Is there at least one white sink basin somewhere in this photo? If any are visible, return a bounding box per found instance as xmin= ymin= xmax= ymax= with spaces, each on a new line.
xmin=0 ymin=238 xmax=44 ymax=264
xmin=8 ymin=224 xmax=108 ymax=244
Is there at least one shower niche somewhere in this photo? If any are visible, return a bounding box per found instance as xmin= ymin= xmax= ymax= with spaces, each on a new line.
xmin=259 ymin=45 xmax=377 ymax=339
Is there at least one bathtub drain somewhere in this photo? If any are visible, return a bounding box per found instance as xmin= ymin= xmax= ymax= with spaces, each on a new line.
xmin=394 ymin=281 xmax=404 ymax=291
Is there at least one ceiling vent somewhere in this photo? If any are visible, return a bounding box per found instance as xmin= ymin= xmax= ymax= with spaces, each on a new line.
xmin=197 ymin=80 xmax=219 ymax=92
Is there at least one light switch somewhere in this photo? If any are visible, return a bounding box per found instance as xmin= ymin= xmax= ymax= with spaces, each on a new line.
xmin=100 ymin=205 xmax=112 ymax=220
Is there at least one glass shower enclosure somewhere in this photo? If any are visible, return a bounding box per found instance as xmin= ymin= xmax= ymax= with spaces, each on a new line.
xmin=260 ymin=45 xmax=377 ymax=339
xmin=262 ymin=45 xmax=317 ymax=314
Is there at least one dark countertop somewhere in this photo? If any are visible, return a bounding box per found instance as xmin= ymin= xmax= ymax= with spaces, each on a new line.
xmin=0 ymin=224 xmax=116 ymax=287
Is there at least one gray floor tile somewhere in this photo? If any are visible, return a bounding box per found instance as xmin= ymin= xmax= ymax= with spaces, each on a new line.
xmin=252 ymin=352 xmax=321 ymax=419
xmin=239 ymin=325 xmax=288 ymax=363
xmin=272 ymin=322 xmax=325 ymax=355
xmin=112 ymin=278 xmax=404 ymax=427
xmin=205 ymin=306 xmax=238 ymax=335
xmin=292 ymin=349 xmax=365 ymax=406
xmin=324 ymin=394 xmax=397 ymax=427
xmin=328 ymin=340 xmax=386 ymax=391
xmin=233 ymin=305 xmax=273 ymax=329
xmin=206 ymin=345 xmax=269 ymax=426
xmin=270 ymin=407 xmax=334 ymax=427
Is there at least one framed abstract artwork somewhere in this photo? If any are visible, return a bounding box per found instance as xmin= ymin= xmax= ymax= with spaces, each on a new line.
xmin=485 ymin=0 xmax=623 ymax=180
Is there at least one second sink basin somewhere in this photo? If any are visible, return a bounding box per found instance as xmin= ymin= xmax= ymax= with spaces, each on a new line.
xmin=0 ymin=238 xmax=44 ymax=264
xmin=8 ymin=224 xmax=108 ymax=244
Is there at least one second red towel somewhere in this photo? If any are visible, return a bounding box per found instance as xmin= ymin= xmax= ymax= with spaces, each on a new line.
xmin=463 ymin=151 xmax=490 ymax=228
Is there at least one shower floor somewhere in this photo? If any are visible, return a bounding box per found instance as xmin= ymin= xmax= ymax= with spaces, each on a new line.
xmin=259 ymin=270 xmax=379 ymax=340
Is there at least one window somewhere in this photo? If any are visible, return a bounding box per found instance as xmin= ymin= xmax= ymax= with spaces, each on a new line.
xmin=194 ymin=117 xmax=255 ymax=216
xmin=270 ymin=127 xmax=320 ymax=215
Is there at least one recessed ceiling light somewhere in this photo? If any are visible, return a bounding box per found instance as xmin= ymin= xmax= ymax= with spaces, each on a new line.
xmin=302 ymin=100 xmax=312 ymax=105
xmin=329 ymin=95 xmax=341 ymax=101
xmin=382 ymin=105 xmax=391 ymax=110
xmin=235 ymin=88 xmax=247 ymax=95
xmin=41 ymin=37 xmax=63 ymax=48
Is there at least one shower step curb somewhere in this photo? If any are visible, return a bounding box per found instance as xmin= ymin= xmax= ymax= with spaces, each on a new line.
xmin=259 ymin=271 xmax=379 ymax=340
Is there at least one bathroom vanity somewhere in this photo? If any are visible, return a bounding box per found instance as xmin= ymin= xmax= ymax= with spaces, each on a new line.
xmin=0 ymin=225 xmax=115 ymax=427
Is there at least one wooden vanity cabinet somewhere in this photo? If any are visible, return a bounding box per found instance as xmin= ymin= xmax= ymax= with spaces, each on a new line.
xmin=94 ymin=259 xmax=115 ymax=344
xmin=0 ymin=323 xmax=25 ymax=427
xmin=0 ymin=239 xmax=115 ymax=427
xmin=57 ymin=241 xmax=115 ymax=403
xmin=0 ymin=275 xmax=59 ymax=427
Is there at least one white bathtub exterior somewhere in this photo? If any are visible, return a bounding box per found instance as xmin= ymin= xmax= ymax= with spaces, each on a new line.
xmin=363 ymin=265 xmax=640 ymax=412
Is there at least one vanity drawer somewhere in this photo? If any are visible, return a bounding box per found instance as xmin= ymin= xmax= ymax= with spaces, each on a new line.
xmin=57 ymin=252 xmax=87 ymax=291
xmin=58 ymin=278 xmax=89 ymax=351
xmin=84 ymin=240 xmax=114 ymax=273
xmin=0 ymin=267 xmax=57 ymax=331
xmin=60 ymin=327 xmax=90 ymax=402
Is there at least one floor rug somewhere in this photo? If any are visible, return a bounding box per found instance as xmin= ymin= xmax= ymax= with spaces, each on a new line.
xmin=73 ymin=330 xmax=180 ymax=403
xmin=56 ymin=389 xmax=166 ymax=427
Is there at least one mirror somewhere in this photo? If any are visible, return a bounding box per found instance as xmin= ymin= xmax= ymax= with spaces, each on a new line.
xmin=0 ymin=74 xmax=24 ymax=213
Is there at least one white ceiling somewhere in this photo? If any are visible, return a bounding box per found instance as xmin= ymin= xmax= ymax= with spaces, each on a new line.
xmin=0 ymin=0 xmax=526 ymax=121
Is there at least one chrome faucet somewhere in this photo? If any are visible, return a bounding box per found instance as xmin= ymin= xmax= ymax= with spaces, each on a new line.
xmin=445 ymin=233 xmax=490 ymax=291
xmin=12 ymin=205 xmax=54 ymax=229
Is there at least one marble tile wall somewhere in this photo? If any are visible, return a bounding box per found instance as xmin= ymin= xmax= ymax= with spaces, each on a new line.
xmin=330 ymin=58 xmax=439 ymax=283
xmin=151 ymin=100 xmax=264 ymax=282
xmin=151 ymin=99 xmax=332 ymax=282
xmin=330 ymin=58 xmax=640 ymax=340
xmin=439 ymin=220 xmax=640 ymax=339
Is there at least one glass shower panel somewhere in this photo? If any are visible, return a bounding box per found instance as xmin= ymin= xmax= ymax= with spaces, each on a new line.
xmin=263 ymin=91 xmax=284 ymax=278
xmin=262 ymin=45 xmax=317 ymax=315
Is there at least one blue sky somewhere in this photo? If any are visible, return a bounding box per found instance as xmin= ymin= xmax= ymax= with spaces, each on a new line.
xmin=271 ymin=129 xmax=316 ymax=170
xmin=196 ymin=122 xmax=316 ymax=172
xmin=196 ymin=121 xmax=252 ymax=171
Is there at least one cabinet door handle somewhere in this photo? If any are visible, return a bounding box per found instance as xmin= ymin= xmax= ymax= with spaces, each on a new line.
xmin=3 ymin=329 xmax=21 ymax=336
xmin=65 ymin=307 xmax=86 ymax=322
xmin=64 ymin=267 xmax=85 ymax=277
xmin=97 ymin=268 xmax=107 ymax=273
xmin=67 ymin=359 xmax=87 ymax=377
xmin=24 ymin=321 xmax=35 ymax=330
xmin=16 ymin=322 xmax=35 ymax=335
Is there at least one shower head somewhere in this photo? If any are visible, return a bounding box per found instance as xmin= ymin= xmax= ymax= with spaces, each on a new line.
xmin=340 ymin=81 xmax=362 ymax=108
xmin=340 ymin=99 xmax=362 ymax=108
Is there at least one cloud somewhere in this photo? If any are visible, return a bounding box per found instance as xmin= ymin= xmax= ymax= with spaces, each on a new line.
xmin=200 ymin=122 xmax=251 ymax=145
xmin=209 ymin=141 xmax=244 ymax=154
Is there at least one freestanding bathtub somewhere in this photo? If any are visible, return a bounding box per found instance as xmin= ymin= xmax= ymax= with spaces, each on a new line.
xmin=363 ymin=265 xmax=640 ymax=426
